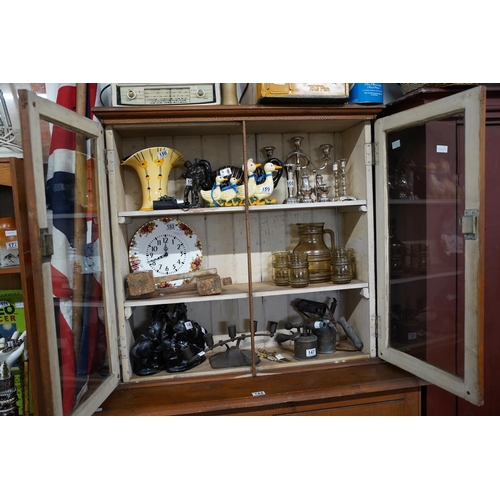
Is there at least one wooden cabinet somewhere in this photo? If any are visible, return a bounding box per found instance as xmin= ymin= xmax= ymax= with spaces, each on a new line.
xmin=16 ymin=87 xmax=486 ymax=416
xmin=0 ymin=157 xmax=39 ymax=415
xmin=98 ymin=104 xmax=381 ymax=386
xmin=95 ymin=359 xmax=422 ymax=416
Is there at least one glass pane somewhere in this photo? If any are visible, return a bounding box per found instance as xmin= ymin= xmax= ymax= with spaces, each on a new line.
xmin=387 ymin=113 xmax=465 ymax=378
xmin=44 ymin=121 xmax=110 ymax=415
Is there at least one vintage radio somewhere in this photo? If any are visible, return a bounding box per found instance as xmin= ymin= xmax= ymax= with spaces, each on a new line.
xmin=240 ymin=83 xmax=351 ymax=104
xmin=111 ymin=83 xmax=221 ymax=106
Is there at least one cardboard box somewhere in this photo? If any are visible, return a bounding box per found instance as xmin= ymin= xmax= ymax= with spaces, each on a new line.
xmin=240 ymin=83 xmax=351 ymax=105
xmin=0 ymin=289 xmax=25 ymax=342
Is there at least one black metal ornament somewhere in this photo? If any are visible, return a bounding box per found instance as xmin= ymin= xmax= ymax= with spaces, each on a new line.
xmin=161 ymin=303 xmax=208 ymax=372
xmin=130 ymin=305 xmax=169 ymax=376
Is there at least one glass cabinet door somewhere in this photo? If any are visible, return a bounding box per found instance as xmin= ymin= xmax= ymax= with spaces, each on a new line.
xmin=375 ymin=86 xmax=485 ymax=405
xmin=18 ymin=90 xmax=120 ymax=415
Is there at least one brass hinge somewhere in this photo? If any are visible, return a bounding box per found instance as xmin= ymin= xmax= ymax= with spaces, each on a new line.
xmin=105 ymin=149 xmax=114 ymax=175
xmin=366 ymin=142 xmax=378 ymax=167
xmin=40 ymin=228 xmax=53 ymax=261
xmin=365 ymin=143 xmax=372 ymax=166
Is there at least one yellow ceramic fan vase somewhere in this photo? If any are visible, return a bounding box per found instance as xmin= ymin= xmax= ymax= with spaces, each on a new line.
xmin=121 ymin=146 xmax=185 ymax=210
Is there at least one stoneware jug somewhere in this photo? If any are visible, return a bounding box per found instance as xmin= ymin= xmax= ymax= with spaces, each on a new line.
xmin=293 ymin=222 xmax=334 ymax=283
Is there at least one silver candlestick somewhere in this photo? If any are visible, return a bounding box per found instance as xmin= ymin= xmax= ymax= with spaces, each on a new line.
xmin=338 ymin=158 xmax=357 ymax=201
xmin=319 ymin=143 xmax=333 ymax=170
xmin=283 ymin=136 xmax=313 ymax=204
xmin=340 ymin=158 xmax=347 ymax=198
xmin=263 ymin=146 xmax=275 ymax=160
xmin=315 ymin=144 xmax=333 ymax=201
xmin=332 ymin=160 xmax=340 ymax=201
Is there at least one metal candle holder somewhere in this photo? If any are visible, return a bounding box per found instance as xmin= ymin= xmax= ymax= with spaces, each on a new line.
xmin=206 ymin=321 xmax=278 ymax=369
xmin=314 ymin=143 xmax=333 ymax=202
xmin=332 ymin=160 xmax=340 ymax=200
xmin=338 ymin=158 xmax=357 ymax=201
xmin=283 ymin=136 xmax=314 ymax=203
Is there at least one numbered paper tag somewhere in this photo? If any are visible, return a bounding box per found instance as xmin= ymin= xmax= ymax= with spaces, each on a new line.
xmin=392 ymin=140 xmax=401 ymax=150
xmin=275 ymin=354 xmax=285 ymax=360
xmin=186 ymin=178 xmax=193 ymax=186
xmin=6 ymin=241 xmax=18 ymax=250
xmin=306 ymin=348 xmax=317 ymax=357
xmin=220 ymin=167 xmax=232 ymax=177
xmin=157 ymin=149 xmax=168 ymax=159
xmin=185 ymin=321 xmax=193 ymax=330
xmin=252 ymin=391 xmax=266 ymax=397
xmin=259 ymin=185 xmax=272 ymax=194
xmin=287 ymin=179 xmax=295 ymax=188
xmin=436 ymin=145 xmax=448 ymax=153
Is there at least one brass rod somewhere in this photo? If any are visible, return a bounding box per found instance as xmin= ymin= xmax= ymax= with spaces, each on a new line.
xmin=242 ymin=121 xmax=256 ymax=377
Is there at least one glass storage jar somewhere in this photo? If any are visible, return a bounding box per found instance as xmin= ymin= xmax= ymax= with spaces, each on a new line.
xmin=271 ymin=251 xmax=290 ymax=286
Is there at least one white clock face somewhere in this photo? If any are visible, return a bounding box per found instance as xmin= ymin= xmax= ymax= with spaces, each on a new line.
xmin=129 ymin=218 xmax=203 ymax=288
xmin=145 ymin=233 xmax=187 ymax=274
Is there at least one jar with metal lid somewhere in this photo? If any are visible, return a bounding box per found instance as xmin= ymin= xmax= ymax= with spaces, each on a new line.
xmin=331 ymin=247 xmax=353 ymax=284
xmin=271 ymin=251 xmax=290 ymax=286
xmin=288 ymin=251 xmax=309 ymax=288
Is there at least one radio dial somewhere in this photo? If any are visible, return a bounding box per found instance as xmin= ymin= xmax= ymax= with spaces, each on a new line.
xmin=127 ymin=89 xmax=137 ymax=100
xmin=196 ymin=89 xmax=205 ymax=98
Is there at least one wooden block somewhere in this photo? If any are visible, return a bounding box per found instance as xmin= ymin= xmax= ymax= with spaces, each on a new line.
xmin=196 ymin=274 xmax=222 ymax=296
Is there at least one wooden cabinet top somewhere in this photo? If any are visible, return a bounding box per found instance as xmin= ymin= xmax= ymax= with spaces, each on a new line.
xmin=93 ymin=103 xmax=385 ymax=125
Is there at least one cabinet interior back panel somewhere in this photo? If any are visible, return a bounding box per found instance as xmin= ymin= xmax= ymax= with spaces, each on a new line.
xmin=109 ymin=120 xmax=376 ymax=383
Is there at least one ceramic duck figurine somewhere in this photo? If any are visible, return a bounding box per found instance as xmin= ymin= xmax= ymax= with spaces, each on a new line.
xmin=237 ymin=158 xmax=261 ymax=203
xmin=200 ymin=174 xmax=226 ymax=206
xmin=218 ymin=175 xmax=241 ymax=206
xmin=252 ymin=162 xmax=282 ymax=205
